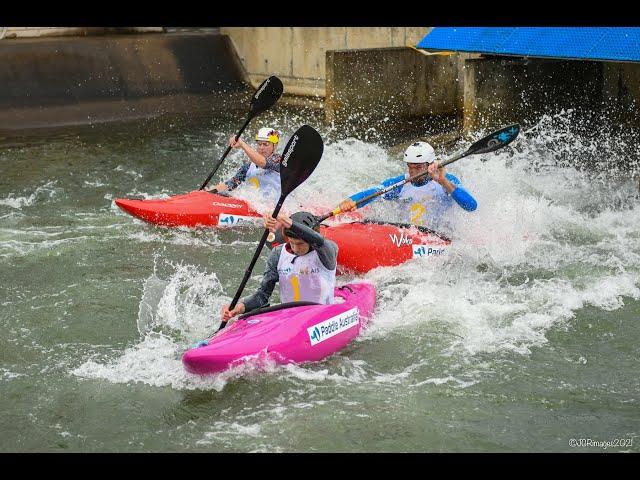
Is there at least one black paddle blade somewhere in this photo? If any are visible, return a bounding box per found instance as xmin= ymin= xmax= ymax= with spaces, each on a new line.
xmin=249 ymin=76 xmax=284 ymax=117
xmin=279 ymin=125 xmax=324 ymax=197
xmin=467 ymin=124 xmax=520 ymax=155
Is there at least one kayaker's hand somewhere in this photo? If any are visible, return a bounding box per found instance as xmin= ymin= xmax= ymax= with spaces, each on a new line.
xmin=276 ymin=213 xmax=292 ymax=229
xmin=229 ymin=136 xmax=244 ymax=149
xmin=213 ymin=182 xmax=228 ymax=192
xmin=264 ymin=215 xmax=281 ymax=233
xmin=222 ymin=303 xmax=245 ymax=321
xmin=427 ymin=161 xmax=446 ymax=184
xmin=339 ymin=199 xmax=357 ymax=212
xmin=428 ymin=161 xmax=456 ymax=193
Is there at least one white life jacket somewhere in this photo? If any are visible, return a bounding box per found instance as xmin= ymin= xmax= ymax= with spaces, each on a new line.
xmin=246 ymin=162 xmax=281 ymax=199
xmin=277 ymin=246 xmax=336 ymax=305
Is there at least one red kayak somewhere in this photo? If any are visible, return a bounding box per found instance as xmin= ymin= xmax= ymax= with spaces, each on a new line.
xmin=319 ymin=221 xmax=451 ymax=274
xmin=114 ymin=191 xmax=262 ymax=228
xmin=115 ymin=190 xmax=363 ymax=229
xmin=269 ymin=220 xmax=451 ymax=274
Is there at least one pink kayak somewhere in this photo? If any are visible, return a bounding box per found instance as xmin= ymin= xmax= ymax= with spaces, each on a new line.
xmin=182 ymin=282 xmax=376 ymax=375
xmin=115 ymin=190 xmax=262 ymax=228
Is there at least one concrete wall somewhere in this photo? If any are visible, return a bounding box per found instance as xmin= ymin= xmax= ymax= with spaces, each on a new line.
xmin=0 ymin=32 xmax=248 ymax=130
xmin=0 ymin=33 xmax=246 ymax=109
xmin=463 ymin=57 xmax=640 ymax=133
xmin=602 ymin=62 xmax=640 ymax=125
xmin=220 ymin=27 xmax=430 ymax=100
xmin=325 ymin=47 xmax=463 ymax=139
xmin=462 ymin=57 xmax=608 ymax=133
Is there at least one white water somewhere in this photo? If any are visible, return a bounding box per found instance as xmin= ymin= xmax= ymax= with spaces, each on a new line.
xmin=70 ymin=114 xmax=640 ymax=392
xmin=0 ymin=181 xmax=59 ymax=209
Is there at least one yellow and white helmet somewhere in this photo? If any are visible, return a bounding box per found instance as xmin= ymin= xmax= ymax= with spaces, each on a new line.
xmin=255 ymin=127 xmax=280 ymax=145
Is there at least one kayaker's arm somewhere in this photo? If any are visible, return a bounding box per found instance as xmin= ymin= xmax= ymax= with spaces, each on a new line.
xmin=222 ymin=162 xmax=251 ymax=191
xmin=232 ymin=138 xmax=282 ymax=169
xmin=344 ymin=174 xmax=406 ymax=209
xmin=287 ymin=221 xmax=338 ymax=270
xmin=241 ymin=246 xmax=281 ymax=312
xmin=262 ymin=153 xmax=282 ymax=172
xmin=315 ymin=239 xmax=338 ymax=270
xmin=444 ymin=173 xmax=477 ymax=211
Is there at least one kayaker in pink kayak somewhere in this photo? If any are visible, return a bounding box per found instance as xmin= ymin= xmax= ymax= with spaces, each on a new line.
xmin=206 ymin=127 xmax=283 ymax=199
xmin=338 ymin=141 xmax=477 ymax=229
xmin=221 ymin=211 xmax=339 ymax=322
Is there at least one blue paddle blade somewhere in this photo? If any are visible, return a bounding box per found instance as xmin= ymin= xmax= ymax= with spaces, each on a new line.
xmin=468 ymin=124 xmax=520 ymax=155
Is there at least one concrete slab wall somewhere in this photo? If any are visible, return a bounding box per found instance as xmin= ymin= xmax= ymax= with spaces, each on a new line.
xmin=220 ymin=27 xmax=430 ymax=99
xmin=0 ymin=33 xmax=247 ymax=109
xmin=325 ymin=47 xmax=462 ymax=137
xmin=462 ymin=57 xmax=607 ymax=133
xmin=602 ymin=62 xmax=640 ymax=125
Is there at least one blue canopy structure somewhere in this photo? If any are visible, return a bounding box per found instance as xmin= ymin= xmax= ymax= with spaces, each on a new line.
xmin=417 ymin=28 xmax=640 ymax=63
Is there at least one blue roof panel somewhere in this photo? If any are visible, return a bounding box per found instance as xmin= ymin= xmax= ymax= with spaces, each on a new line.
xmin=417 ymin=28 xmax=640 ymax=63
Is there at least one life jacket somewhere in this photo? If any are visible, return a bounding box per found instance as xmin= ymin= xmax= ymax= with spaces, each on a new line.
xmin=245 ymin=160 xmax=281 ymax=199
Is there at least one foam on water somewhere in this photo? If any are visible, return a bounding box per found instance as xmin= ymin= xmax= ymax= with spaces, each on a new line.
xmin=72 ymin=258 xmax=261 ymax=390
xmin=126 ymin=229 xmax=222 ymax=248
xmin=0 ymin=181 xmax=59 ymax=209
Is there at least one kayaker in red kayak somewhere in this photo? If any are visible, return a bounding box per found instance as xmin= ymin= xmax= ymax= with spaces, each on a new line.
xmin=338 ymin=141 xmax=477 ymax=229
xmin=206 ymin=127 xmax=283 ymax=200
xmin=221 ymin=211 xmax=339 ymax=322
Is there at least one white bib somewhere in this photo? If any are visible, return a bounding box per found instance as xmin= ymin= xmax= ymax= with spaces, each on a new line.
xmin=397 ymin=177 xmax=451 ymax=226
xmin=246 ymin=162 xmax=281 ymax=199
xmin=277 ymin=246 xmax=336 ymax=305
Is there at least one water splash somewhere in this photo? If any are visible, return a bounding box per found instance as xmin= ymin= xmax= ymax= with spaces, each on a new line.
xmin=358 ymin=111 xmax=640 ymax=360
xmin=0 ymin=181 xmax=59 ymax=209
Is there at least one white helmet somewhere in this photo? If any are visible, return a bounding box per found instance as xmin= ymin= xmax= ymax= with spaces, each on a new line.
xmin=255 ymin=127 xmax=280 ymax=144
xmin=403 ymin=141 xmax=436 ymax=164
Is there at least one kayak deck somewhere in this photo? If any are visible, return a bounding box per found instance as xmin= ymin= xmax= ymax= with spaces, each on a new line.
xmin=115 ymin=190 xmax=261 ymax=228
xmin=182 ymin=282 xmax=376 ymax=374
xmin=319 ymin=220 xmax=451 ymax=273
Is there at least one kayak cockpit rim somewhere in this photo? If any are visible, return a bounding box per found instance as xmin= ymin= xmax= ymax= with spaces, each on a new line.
xmin=237 ymin=301 xmax=321 ymax=320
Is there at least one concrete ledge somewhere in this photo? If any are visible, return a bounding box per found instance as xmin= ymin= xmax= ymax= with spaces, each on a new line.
xmin=0 ymin=32 xmax=248 ymax=128
xmin=460 ymin=57 xmax=640 ymax=132
xmin=0 ymin=93 xmax=249 ymax=132
xmin=325 ymin=47 xmax=462 ymax=139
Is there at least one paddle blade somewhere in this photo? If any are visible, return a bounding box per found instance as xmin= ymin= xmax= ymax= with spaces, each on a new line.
xmin=249 ymin=76 xmax=284 ymax=117
xmin=279 ymin=125 xmax=324 ymax=196
xmin=466 ymin=124 xmax=520 ymax=156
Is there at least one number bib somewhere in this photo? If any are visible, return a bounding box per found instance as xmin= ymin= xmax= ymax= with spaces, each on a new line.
xmin=277 ymin=246 xmax=336 ymax=305
xmin=246 ymin=162 xmax=281 ymax=198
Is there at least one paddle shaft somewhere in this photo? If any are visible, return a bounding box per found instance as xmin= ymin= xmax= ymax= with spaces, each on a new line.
xmin=317 ymin=150 xmax=468 ymax=223
xmin=199 ymin=116 xmax=253 ymax=191
xmin=218 ymin=196 xmax=285 ymax=331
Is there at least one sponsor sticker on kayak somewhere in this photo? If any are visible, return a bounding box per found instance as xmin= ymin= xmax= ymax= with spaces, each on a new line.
xmin=211 ymin=201 xmax=243 ymax=209
xmin=412 ymin=245 xmax=448 ymax=258
xmin=217 ymin=213 xmax=262 ymax=227
xmin=389 ymin=232 xmax=413 ymax=247
xmin=307 ymin=307 xmax=359 ymax=346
